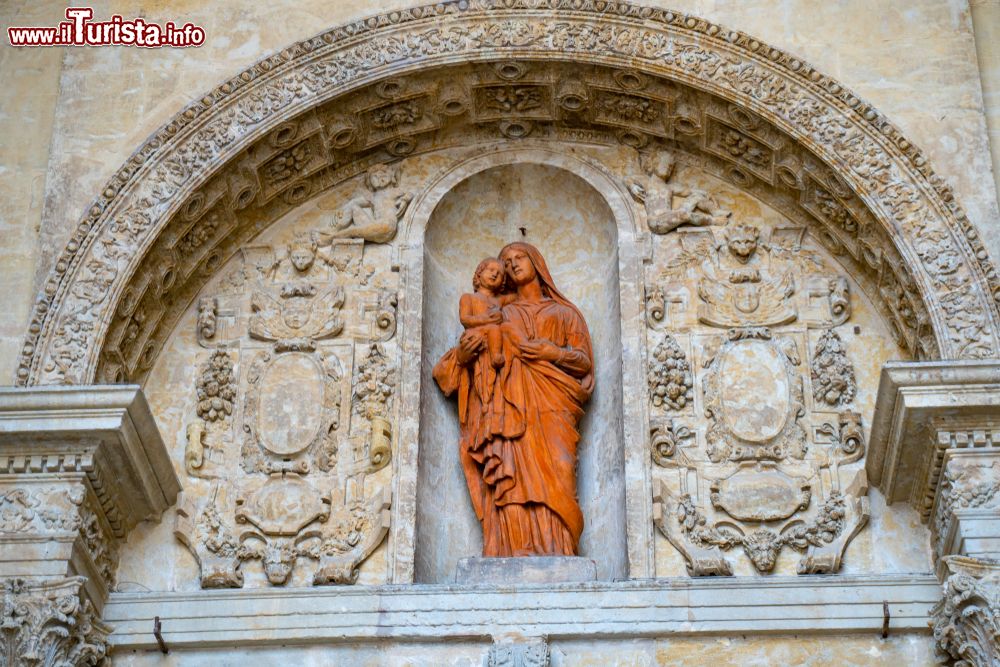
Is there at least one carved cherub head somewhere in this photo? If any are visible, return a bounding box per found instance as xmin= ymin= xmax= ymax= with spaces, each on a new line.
xmin=724 ymin=224 xmax=760 ymax=264
xmin=365 ymin=163 xmax=399 ymax=191
xmin=288 ymin=233 xmax=318 ymax=273
xmin=639 ymin=150 xmax=676 ymax=183
xmin=472 ymin=257 xmax=506 ymax=294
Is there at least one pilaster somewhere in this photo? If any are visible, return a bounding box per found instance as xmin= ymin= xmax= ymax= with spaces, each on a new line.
xmin=0 ymin=386 xmax=179 ymax=663
xmin=869 ymin=361 xmax=1000 ymax=665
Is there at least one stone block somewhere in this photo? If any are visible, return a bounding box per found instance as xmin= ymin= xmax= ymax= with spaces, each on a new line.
xmin=455 ymin=556 xmax=597 ymax=584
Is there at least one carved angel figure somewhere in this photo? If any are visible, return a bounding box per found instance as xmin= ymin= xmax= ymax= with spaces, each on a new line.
xmin=317 ymin=163 xmax=413 ymax=244
xmin=628 ymin=151 xmax=730 ymax=234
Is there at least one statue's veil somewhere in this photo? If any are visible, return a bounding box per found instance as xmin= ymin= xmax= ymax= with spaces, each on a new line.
xmin=499 ymin=242 xmax=594 ymax=389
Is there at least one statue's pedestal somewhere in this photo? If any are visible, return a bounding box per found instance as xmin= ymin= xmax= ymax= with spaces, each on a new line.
xmin=455 ymin=556 xmax=597 ymax=584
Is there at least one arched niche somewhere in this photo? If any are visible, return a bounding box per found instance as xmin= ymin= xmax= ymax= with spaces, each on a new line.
xmin=414 ymin=161 xmax=628 ymax=582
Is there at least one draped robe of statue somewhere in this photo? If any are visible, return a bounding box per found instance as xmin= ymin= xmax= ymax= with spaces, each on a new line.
xmin=433 ymin=243 xmax=594 ymax=557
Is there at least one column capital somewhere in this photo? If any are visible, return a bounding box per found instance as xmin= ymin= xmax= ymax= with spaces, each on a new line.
xmin=930 ymin=556 xmax=1000 ymax=666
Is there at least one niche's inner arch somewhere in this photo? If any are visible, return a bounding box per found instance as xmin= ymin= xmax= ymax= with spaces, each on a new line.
xmin=413 ymin=162 xmax=628 ymax=582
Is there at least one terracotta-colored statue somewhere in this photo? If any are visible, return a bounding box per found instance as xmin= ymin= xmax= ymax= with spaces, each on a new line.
xmin=434 ymin=242 xmax=594 ymax=557
xmin=460 ymin=258 xmax=510 ymax=370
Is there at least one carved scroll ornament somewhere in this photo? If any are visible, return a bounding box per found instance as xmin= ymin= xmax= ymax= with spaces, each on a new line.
xmin=648 ymin=216 xmax=869 ymax=576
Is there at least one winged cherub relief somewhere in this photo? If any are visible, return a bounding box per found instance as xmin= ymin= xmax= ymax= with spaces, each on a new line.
xmin=315 ymin=163 xmax=414 ymax=245
xmin=628 ymin=151 xmax=731 ymax=234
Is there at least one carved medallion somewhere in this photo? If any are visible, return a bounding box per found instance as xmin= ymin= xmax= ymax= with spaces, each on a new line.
xmin=703 ymin=328 xmax=806 ymax=463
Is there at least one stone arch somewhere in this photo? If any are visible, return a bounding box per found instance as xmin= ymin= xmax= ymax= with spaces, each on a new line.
xmin=392 ymin=146 xmax=645 ymax=581
xmin=16 ymin=0 xmax=1000 ymax=389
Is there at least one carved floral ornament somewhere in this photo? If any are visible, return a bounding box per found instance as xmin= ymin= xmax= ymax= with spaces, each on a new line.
xmin=16 ymin=0 xmax=1000 ymax=388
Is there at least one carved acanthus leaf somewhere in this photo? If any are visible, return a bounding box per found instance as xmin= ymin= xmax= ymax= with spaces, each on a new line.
xmin=930 ymin=556 xmax=1000 ymax=667
xmin=0 ymin=577 xmax=111 ymax=666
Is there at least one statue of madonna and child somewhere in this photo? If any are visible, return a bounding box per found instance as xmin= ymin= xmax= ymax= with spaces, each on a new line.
xmin=433 ymin=242 xmax=594 ymax=559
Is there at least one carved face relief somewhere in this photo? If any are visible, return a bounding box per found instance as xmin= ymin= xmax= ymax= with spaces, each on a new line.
xmin=725 ymin=225 xmax=760 ymax=264
xmin=290 ymin=247 xmax=316 ymax=273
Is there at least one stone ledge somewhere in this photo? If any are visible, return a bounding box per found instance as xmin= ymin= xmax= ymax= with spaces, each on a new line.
xmin=0 ymin=385 xmax=180 ymax=532
xmin=104 ymin=574 xmax=940 ymax=650
xmin=867 ymin=360 xmax=1000 ymax=507
xmin=455 ymin=556 xmax=598 ymax=584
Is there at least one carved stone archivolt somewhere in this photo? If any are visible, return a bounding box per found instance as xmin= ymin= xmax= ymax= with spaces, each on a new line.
xmin=649 ymin=216 xmax=870 ymax=576
xmin=174 ymin=213 xmax=397 ymax=588
xmin=17 ymin=0 xmax=1000 ymax=393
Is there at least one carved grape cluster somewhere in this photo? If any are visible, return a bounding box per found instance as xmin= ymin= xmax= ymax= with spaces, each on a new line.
xmin=196 ymin=351 xmax=236 ymax=422
xmin=352 ymin=344 xmax=397 ymax=421
xmin=648 ymin=333 xmax=693 ymax=410
xmin=810 ymin=330 xmax=857 ymax=407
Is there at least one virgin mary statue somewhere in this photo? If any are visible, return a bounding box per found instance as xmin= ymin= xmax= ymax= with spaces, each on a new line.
xmin=434 ymin=242 xmax=594 ymax=557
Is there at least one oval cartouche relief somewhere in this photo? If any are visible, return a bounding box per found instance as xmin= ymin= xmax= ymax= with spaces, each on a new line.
xmin=719 ymin=339 xmax=789 ymax=443
xmin=258 ymin=352 xmax=324 ymax=455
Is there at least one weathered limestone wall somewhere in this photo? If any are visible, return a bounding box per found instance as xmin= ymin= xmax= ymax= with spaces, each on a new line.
xmin=2 ymin=0 xmax=999 ymax=384
xmin=0 ymin=2 xmax=63 ymax=385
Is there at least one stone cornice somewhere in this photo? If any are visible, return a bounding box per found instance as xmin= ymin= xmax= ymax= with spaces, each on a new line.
xmin=867 ymin=360 xmax=1000 ymax=509
xmin=104 ymin=573 xmax=939 ymax=650
xmin=0 ymin=386 xmax=180 ymax=535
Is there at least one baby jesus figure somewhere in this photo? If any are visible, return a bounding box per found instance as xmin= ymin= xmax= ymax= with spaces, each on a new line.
xmin=459 ymin=258 xmax=511 ymax=371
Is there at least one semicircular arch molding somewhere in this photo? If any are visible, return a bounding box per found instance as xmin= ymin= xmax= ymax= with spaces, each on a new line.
xmin=16 ymin=0 xmax=1000 ymax=386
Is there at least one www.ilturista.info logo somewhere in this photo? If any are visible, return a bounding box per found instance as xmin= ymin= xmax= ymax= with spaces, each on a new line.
xmin=7 ymin=7 xmax=205 ymax=48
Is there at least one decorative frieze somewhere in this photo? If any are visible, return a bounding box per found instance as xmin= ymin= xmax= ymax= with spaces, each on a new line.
xmin=487 ymin=639 xmax=550 ymax=667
